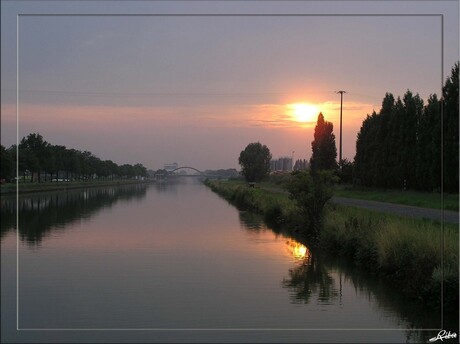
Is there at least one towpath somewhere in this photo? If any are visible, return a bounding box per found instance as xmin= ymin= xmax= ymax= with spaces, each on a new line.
xmin=261 ymin=186 xmax=459 ymax=224
xmin=332 ymin=196 xmax=458 ymax=224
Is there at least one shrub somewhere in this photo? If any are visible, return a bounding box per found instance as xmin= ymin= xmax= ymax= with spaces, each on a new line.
xmin=284 ymin=170 xmax=337 ymax=242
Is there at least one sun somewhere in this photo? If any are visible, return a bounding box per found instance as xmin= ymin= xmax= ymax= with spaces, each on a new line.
xmin=287 ymin=103 xmax=319 ymax=123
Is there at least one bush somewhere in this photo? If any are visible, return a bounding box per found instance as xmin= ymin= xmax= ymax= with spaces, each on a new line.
xmin=284 ymin=170 xmax=337 ymax=242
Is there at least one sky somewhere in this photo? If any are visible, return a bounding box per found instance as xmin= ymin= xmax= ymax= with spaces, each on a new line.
xmin=1 ymin=1 xmax=459 ymax=171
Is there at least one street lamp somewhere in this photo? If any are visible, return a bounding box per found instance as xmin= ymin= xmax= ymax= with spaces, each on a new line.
xmin=336 ymin=90 xmax=346 ymax=169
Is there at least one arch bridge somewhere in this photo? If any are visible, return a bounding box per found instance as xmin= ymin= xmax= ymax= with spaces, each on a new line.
xmin=154 ymin=166 xmax=216 ymax=179
xmin=169 ymin=167 xmax=205 ymax=175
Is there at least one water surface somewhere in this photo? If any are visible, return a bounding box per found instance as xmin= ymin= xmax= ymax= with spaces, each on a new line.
xmin=1 ymin=180 xmax=444 ymax=342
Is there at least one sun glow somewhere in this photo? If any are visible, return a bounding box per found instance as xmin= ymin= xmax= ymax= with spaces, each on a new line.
xmin=288 ymin=103 xmax=319 ymax=123
xmin=286 ymin=240 xmax=311 ymax=261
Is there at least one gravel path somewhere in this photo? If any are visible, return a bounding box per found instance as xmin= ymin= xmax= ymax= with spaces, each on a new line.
xmin=331 ymin=196 xmax=459 ymax=224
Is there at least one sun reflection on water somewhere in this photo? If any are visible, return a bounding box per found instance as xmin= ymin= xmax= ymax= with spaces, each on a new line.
xmin=285 ymin=239 xmax=311 ymax=262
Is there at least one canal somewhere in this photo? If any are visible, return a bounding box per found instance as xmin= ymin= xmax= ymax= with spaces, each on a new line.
xmin=0 ymin=180 xmax=444 ymax=343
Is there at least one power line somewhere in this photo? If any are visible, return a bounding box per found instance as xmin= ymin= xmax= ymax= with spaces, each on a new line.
xmin=1 ymin=89 xmax=337 ymax=97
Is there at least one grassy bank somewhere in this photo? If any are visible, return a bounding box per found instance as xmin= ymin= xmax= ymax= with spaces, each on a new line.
xmin=205 ymin=179 xmax=459 ymax=310
xmin=0 ymin=179 xmax=153 ymax=195
xmin=205 ymin=179 xmax=297 ymax=226
xmin=322 ymin=203 xmax=458 ymax=307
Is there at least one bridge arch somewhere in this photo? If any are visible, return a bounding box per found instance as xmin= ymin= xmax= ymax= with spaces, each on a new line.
xmin=169 ymin=166 xmax=204 ymax=175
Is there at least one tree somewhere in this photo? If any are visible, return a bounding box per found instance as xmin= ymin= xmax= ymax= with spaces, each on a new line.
xmin=310 ymin=113 xmax=337 ymax=173
xmin=337 ymin=158 xmax=353 ymax=184
xmin=354 ymin=91 xmax=431 ymax=190
xmin=353 ymin=64 xmax=458 ymax=192
xmin=400 ymin=90 xmax=423 ymax=189
xmin=238 ymin=142 xmax=272 ymax=182
xmin=416 ymin=94 xmax=441 ymax=191
xmin=0 ymin=145 xmax=14 ymax=182
xmin=354 ymin=111 xmax=379 ymax=186
xmin=443 ymin=62 xmax=459 ymax=192
xmin=19 ymin=133 xmax=49 ymax=182
xmin=133 ymin=163 xmax=147 ymax=178
xmin=285 ymin=170 xmax=336 ymax=242
xmin=293 ymin=159 xmax=309 ymax=171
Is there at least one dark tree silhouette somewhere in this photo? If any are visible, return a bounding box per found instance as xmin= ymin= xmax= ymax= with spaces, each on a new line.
xmin=285 ymin=170 xmax=336 ymax=241
xmin=0 ymin=145 xmax=14 ymax=182
xmin=353 ymin=62 xmax=458 ymax=192
xmin=7 ymin=133 xmax=148 ymax=183
xmin=310 ymin=113 xmax=338 ymax=173
xmin=443 ymin=62 xmax=459 ymax=192
xmin=238 ymin=142 xmax=272 ymax=183
xmin=19 ymin=133 xmax=49 ymax=182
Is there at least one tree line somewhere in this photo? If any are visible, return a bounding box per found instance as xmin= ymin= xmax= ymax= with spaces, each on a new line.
xmin=354 ymin=62 xmax=458 ymax=192
xmin=0 ymin=133 xmax=148 ymax=183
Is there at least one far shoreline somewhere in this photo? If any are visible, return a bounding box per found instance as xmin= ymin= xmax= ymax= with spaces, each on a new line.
xmin=0 ymin=179 xmax=155 ymax=196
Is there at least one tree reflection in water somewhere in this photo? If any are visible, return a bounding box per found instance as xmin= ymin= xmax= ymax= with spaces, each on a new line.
xmin=237 ymin=208 xmax=451 ymax=342
xmin=282 ymin=240 xmax=338 ymax=304
xmin=238 ymin=209 xmax=338 ymax=304
xmin=0 ymin=184 xmax=149 ymax=245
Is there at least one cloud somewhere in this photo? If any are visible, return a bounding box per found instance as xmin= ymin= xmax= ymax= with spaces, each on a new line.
xmin=2 ymin=99 xmax=374 ymax=143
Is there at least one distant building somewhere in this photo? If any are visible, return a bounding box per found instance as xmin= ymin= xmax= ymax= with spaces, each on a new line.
xmin=164 ymin=163 xmax=178 ymax=172
xmin=270 ymin=157 xmax=293 ymax=172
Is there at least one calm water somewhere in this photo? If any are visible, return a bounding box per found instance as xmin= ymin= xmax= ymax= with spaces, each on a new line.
xmin=0 ymin=180 xmax=446 ymax=343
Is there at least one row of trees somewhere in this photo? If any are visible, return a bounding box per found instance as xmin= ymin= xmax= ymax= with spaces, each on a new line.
xmin=232 ymin=64 xmax=459 ymax=193
xmin=293 ymin=159 xmax=309 ymax=171
xmin=0 ymin=133 xmax=148 ymax=183
xmin=354 ymin=63 xmax=459 ymax=192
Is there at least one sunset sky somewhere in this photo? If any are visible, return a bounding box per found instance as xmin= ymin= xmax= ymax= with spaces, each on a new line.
xmin=1 ymin=1 xmax=458 ymax=171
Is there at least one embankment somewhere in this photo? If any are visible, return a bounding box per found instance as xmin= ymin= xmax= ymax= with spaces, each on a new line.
xmin=1 ymin=179 xmax=153 ymax=195
xmin=205 ymin=179 xmax=459 ymax=311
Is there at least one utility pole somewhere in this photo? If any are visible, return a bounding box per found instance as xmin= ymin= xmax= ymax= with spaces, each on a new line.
xmin=336 ymin=90 xmax=346 ymax=169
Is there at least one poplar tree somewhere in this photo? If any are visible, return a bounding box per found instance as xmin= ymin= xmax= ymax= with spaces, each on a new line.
xmin=310 ymin=113 xmax=337 ymax=173
xmin=416 ymin=94 xmax=441 ymax=191
xmin=353 ymin=62 xmax=458 ymax=192
xmin=443 ymin=62 xmax=459 ymax=192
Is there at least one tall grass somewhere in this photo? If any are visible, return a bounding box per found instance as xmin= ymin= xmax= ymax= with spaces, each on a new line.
xmin=205 ymin=180 xmax=296 ymax=226
xmin=323 ymin=204 xmax=459 ymax=309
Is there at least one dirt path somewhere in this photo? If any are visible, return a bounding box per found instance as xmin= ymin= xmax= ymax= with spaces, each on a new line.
xmin=331 ymin=196 xmax=459 ymax=224
xmin=261 ymin=186 xmax=458 ymax=224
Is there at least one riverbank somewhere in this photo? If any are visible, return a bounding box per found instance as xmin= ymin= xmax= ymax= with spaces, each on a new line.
xmin=0 ymin=179 xmax=154 ymax=195
xmin=205 ymin=179 xmax=459 ymax=312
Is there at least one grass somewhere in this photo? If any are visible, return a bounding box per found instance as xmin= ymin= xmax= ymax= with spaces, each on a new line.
xmin=334 ymin=185 xmax=459 ymax=211
xmin=206 ymin=179 xmax=459 ymax=309
xmin=234 ymin=177 xmax=459 ymax=212
xmin=205 ymin=179 xmax=296 ymax=225
xmin=322 ymin=203 xmax=458 ymax=307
